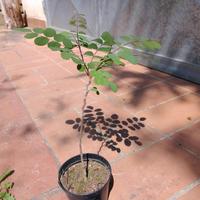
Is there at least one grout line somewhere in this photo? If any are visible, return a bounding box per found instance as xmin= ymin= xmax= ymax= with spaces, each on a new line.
xmin=1 ymin=63 xmax=61 ymax=168
xmin=110 ymin=117 xmax=200 ymax=164
xmin=32 ymin=68 xmax=49 ymax=86
xmin=167 ymin=178 xmax=200 ymax=200
xmin=133 ymin=90 xmax=192 ymax=115
xmin=23 ymin=42 xmax=87 ymax=84
xmin=5 ymin=57 xmax=49 ymax=70
xmin=31 ymin=186 xmax=62 ymax=200
xmin=12 ymin=40 xmax=200 ymax=164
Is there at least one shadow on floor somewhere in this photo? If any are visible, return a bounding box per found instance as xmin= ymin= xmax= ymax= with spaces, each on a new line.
xmin=65 ymin=105 xmax=146 ymax=154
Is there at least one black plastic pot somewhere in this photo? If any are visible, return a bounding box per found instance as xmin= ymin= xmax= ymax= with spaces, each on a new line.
xmin=58 ymin=153 xmax=112 ymax=200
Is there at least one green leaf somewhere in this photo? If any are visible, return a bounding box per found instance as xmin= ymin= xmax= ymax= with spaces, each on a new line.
xmin=0 ymin=192 xmax=6 ymax=198
xmin=63 ymin=38 xmax=73 ymax=49
xmin=84 ymin=51 xmax=94 ymax=57
xmin=91 ymin=70 xmax=112 ymax=81
xmin=3 ymin=182 xmax=13 ymax=189
xmin=0 ymin=170 xmax=14 ymax=183
xmin=24 ymin=32 xmax=38 ymax=39
xmin=34 ymin=36 xmax=49 ymax=46
xmin=79 ymin=35 xmax=89 ymax=44
xmin=48 ymin=41 xmax=61 ymax=51
xmin=60 ymin=31 xmax=71 ymax=39
xmin=107 ymin=54 xmax=122 ymax=65
xmin=121 ymin=35 xmax=134 ymax=42
xmin=142 ymin=40 xmax=161 ymax=50
xmin=91 ymin=70 xmax=117 ymax=92
xmin=98 ymin=46 xmax=111 ymax=52
xmin=33 ymin=28 xmax=44 ymax=33
xmin=79 ymin=31 xmax=86 ymax=35
xmin=101 ymin=32 xmax=115 ymax=45
xmin=93 ymin=38 xmax=103 ymax=44
xmin=77 ymin=64 xmax=85 ymax=72
xmin=2 ymin=193 xmax=15 ymax=200
xmin=54 ymin=33 xmax=65 ymax=42
xmin=91 ymin=87 xmax=100 ymax=95
xmin=71 ymin=56 xmax=84 ymax=64
xmin=61 ymin=51 xmax=72 ymax=60
xmin=88 ymin=43 xmax=98 ymax=49
xmin=14 ymin=28 xmax=31 ymax=32
xmin=87 ymin=61 xmax=99 ymax=69
xmin=69 ymin=19 xmax=76 ymax=26
xmin=43 ymin=28 xmax=56 ymax=37
xmin=79 ymin=24 xmax=87 ymax=29
xmin=102 ymin=60 xmax=113 ymax=67
xmin=108 ymin=82 xmax=118 ymax=92
xmin=118 ymin=48 xmax=137 ymax=64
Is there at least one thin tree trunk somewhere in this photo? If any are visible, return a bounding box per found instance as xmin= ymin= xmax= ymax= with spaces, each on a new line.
xmin=0 ymin=0 xmax=11 ymax=28
xmin=0 ymin=0 xmax=24 ymax=28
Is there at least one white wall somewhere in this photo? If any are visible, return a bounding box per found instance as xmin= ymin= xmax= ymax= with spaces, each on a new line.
xmin=22 ymin=0 xmax=46 ymax=21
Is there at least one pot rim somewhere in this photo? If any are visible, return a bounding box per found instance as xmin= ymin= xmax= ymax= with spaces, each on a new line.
xmin=58 ymin=153 xmax=112 ymax=196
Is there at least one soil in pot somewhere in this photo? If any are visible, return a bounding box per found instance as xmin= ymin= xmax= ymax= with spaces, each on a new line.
xmin=60 ymin=160 xmax=110 ymax=195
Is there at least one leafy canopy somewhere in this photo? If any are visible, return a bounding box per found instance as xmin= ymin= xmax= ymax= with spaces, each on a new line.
xmin=19 ymin=13 xmax=161 ymax=94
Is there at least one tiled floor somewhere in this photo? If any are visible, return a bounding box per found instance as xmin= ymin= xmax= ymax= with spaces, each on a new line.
xmin=0 ymin=29 xmax=200 ymax=200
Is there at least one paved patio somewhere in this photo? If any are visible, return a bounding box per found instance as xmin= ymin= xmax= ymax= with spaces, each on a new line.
xmin=0 ymin=29 xmax=200 ymax=200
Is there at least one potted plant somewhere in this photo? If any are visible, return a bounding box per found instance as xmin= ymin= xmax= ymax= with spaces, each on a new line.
xmin=18 ymin=13 xmax=160 ymax=200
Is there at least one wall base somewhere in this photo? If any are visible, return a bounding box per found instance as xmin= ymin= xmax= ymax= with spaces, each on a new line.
xmin=27 ymin=18 xmax=46 ymax=28
xmin=134 ymin=50 xmax=200 ymax=85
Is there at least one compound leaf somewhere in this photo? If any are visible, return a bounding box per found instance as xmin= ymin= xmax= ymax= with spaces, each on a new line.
xmin=101 ymin=32 xmax=115 ymax=46
xmin=43 ymin=28 xmax=56 ymax=37
xmin=33 ymin=28 xmax=44 ymax=33
xmin=48 ymin=41 xmax=61 ymax=51
xmin=61 ymin=51 xmax=72 ymax=60
xmin=108 ymin=54 xmax=122 ymax=65
xmin=84 ymin=51 xmax=94 ymax=57
xmin=34 ymin=36 xmax=49 ymax=46
xmin=24 ymin=32 xmax=38 ymax=39
xmin=63 ymin=38 xmax=73 ymax=49
xmin=118 ymin=48 xmax=137 ymax=64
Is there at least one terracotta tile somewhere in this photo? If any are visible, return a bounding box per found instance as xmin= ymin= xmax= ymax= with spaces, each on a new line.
xmin=35 ymin=111 xmax=103 ymax=163
xmin=4 ymin=58 xmax=53 ymax=72
xmin=0 ymin=122 xmax=58 ymax=200
xmin=12 ymin=43 xmax=42 ymax=59
xmin=141 ymin=93 xmax=200 ymax=134
xmin=0 ymin=50 xmax=21 ymax=65
xmin=171 ymin=121 xmax=200 ymax=156
xmin=179 ymin=185 xmax=200 ymax=200
xmin=119 ymin=81 xmax=190 ymax=113
xmin=63 ymin=101 xmax=158 ymax=162
xmin=19 ymin=91 xmax=72 ymax=120
xmin=168 ymin=76 xmax=200 ymax=93
xmin=36 ymin=64 xmax=76 ymax=83
xmin=126 ymin=64 xmax=172 ymax=80
xmin=6 ymin=68 xmax=47 ymax=90
xmin=110 ymin=140 xmax=200 ymax=200
xmin=108 ymin=67 xmax=160 ymax=89
xmin=44 ymin=192 xmax=69 ymax=200
xmin=18 ymin=78 xmax=84 ymax=96
xmin=98 ymin=80 xmax=190 ymax=114
xmin=40 ymin=48 xmax=64 ymax=63
xmin=0 ymin=81 xmax=30 ymax=130
xmin=59 ymin=60 xmax=87 ymax=79
xmin=0 ymin=48 xmax=43 ymax=66
xmin=20 ymin=88 xmax=96 ymax=120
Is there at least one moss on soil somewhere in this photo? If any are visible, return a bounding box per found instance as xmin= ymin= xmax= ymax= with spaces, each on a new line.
xmin=61 ymin=160 xmax=110 ymax=194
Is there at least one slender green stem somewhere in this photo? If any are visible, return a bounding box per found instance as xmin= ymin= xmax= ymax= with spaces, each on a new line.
xmin=111 ymin=42 xmax=131 ymax=54
xmin=74 ymin=18 xmax=90 ymax=76
xmin=79 ymin=76 xmax=92 ymax=178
